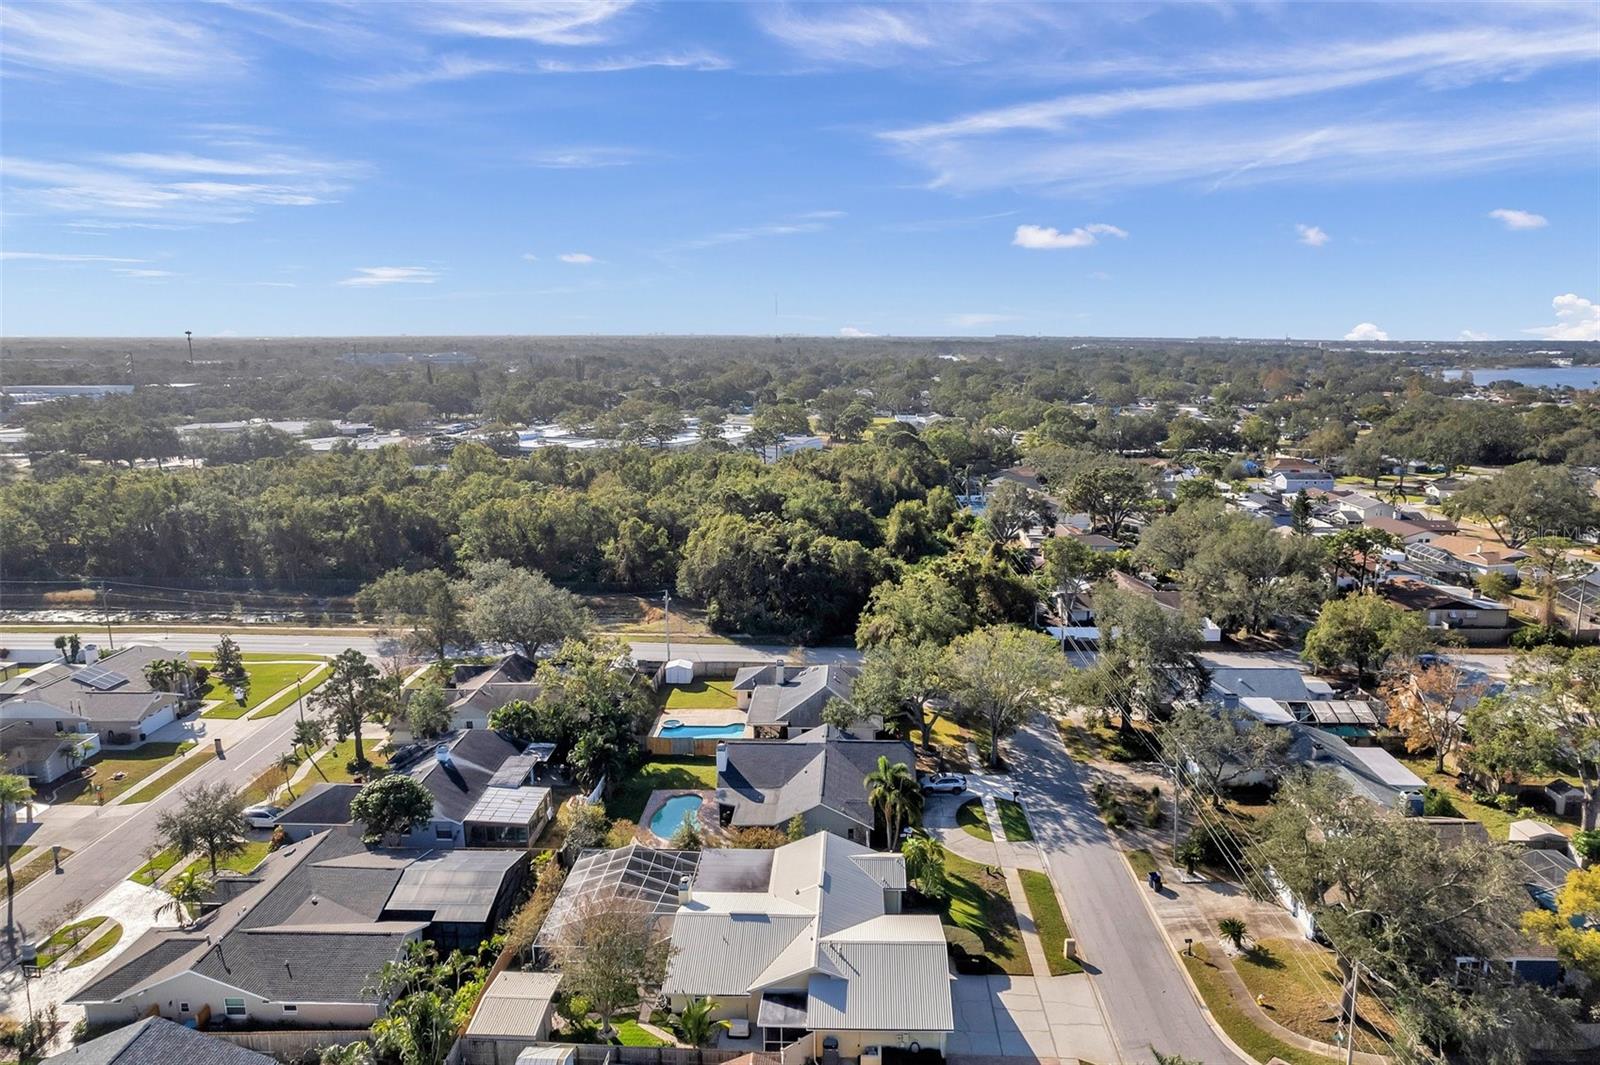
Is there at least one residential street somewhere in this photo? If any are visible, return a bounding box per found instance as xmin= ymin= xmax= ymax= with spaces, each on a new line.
xmin=1010 ymin=714 xmax=1246 ymax=1064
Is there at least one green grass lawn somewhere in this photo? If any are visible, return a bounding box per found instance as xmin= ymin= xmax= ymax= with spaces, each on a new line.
xmin=129 ymin=845 xmax=182 ymax=885
xmin=939 ymin=847 xmax=1031 ymax=976
xmin=67 ymin=920 xmax=124 ymax=968
xmin=613 ymin=1020 xmax=670 ymax=1047
xmin=1058 ymin=720 xmax=1152 ymax=763
xmin=198 ymin=655 xmax=326 ymax=719
xmin=997 ymin=798 xmax=1033 ymax=841
xmin=4 ymin=844 xmax=35 ymax=867
xmin=607 ymin=758 xmax=717 ymax=822
xmin=1182 ymin=943 xmax=1341 ymax=1065
xmin=957 ymin=799 xmax=993 ymax=841
xmin=71 ymin=742 xmax=187 ymax=805
xmin=35 ymin=916 xmax=108 ymax=968
xmin=123 ymin=749 xmax=216 ymax=804
xmin=1232 ymin=938 xmax=1397 ymax=1057
xmin=305 ymin=732 xmax=389 ymax=785
xmin=1019 ymin=869 xmax=1082 ymax=976
xmin=659 ymin=679 xmax=738 ymax=710
xmin=1399 ymin=756 xmax=1574 ymax=841
xmin=1125 ymin=848 xmax=1159 ymax=878
xmin=180 ymin=839 xmax=271 ymax=879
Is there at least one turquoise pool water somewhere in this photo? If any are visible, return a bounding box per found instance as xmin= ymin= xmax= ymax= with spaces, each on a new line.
xmin=650 ymin=794 xmax=703 ymax=838
xmin=658 ymin=721 xmax=745 ymax=739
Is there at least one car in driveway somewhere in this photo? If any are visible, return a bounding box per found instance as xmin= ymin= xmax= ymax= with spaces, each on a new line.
xmin=242 ymin=804 xmax=283 ymax=829
xmin=921 ymin=773 xmax=967 ymax=794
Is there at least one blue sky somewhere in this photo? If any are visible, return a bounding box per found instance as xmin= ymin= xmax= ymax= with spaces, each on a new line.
xmin=2 ymin=1 xmax=1597 ymax=341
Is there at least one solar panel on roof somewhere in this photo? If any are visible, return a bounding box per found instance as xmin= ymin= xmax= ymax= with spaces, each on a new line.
xmin=71 ymin=664 xmax=129 ymax=691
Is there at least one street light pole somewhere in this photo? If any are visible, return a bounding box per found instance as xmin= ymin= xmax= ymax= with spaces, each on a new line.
xmin=99 ymin=582 xmax=114 ymax=651
xmin=184 ymin=330 xmax=193 ymax=364
xmin=662 ymin=590 xmax=672 ymax=666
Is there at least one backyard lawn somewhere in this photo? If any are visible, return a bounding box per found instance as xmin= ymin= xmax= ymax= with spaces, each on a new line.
xmin=123 ymin=749 xmax=216 ymax=804
xmin=659 ymin=679 xmax=738 ymax=710
xmin=1182 ymin=943 xmax=1340 ymax=1065
xmin=197 ymin=654 xmax=327 ymax=719
xmin=1232 ymin=937 xmax=1398 ymax=1057
xmin=939 ymin=847 xmax=1031 ymax=976
xmin=1399 ymin=756 xmax=1574 ymax=841
xmin=70 ymin=742 xmax=188 ymax=805
xmin=613 ymin=1020 xmax=670 ymax=1047
xmin=608 ymin=758 xmax=717 ymax=822
xmin=1018 ymin=869 xmax=1082 ymax=976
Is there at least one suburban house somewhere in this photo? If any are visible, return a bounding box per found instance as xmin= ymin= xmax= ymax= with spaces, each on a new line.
xmin=1267 ymin=460 xmax=1335 ymax=493
xmin=1306 ymin=488 xmax=1399 ymax=524
xmin=734 ymin=664 xmax=873 ymax=739
xmin=1364 ymin=515 xmax=1456 ymax=546
xmin=399 ymin=730 xmax=555 ymax=849
xmin=1098 ymin=571 xmax=1222 ymax=643
xmin=273 ymin=782 xmax=360 ymax=842
xmin=40 ymin=1017 xmax=275 ymax=1065
xmin=661 ymin=833 xmax=955 ymax=1056
xmin=1425 ymin=476 xmax=1474 ymax=502
xmin=393 ymin=653 xmax=540 ymax=742
xmin=1407 ymin=535 xmax=1528 ymax=579
xmin=714 ymin=726 xmax=915 ymax=845
xmin=1379 ymin=577 xmax=1512 ymax=643
xmin=0 ymin=719 xmax=99 ymax=785
xmin=0 ymin=644 xmax=191 ymax=746
xmin=70 ymin=828 xmax=525 ymax=1029
xmin=1207 ymin=666 xmax=1336 ymax=708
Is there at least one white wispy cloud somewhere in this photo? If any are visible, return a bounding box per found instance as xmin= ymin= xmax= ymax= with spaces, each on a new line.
xmin=559 ymin=252 xmax=596 ymax=264
xmin=536 ymin=51 xmax=728 ymax=73
xmin=1296 ymin=224 xmax=1330 ymax=247
xmin=418 ymin=0 xmax=634 ymax=46
xmin=0 ymin=251 xmax=149 ymax=263
xmin=681 ymin=213 xmax=842 ymax=250
xmin=839 ymin=326 xmax=877 ymax=337
xmin=521 ymin=253 xmax=540 ymax=262
xmin=337 ymin=266 xmax=441 ymax=287
xmin=113 ymin=267 xmax=175 ymax=278
xmin=757 ymin=3 xmax=1064 ymax=67
xmin=1489 ymin=208 xmax=1548 ymax=230
xmin=1344 ymin=322 xmax=1390 ymax=342
xmin=0 ymin=0 xmax=242 ymax=83
xmin=1459 ymin=329 xmax=1490 ymax=341
xmin=346 ymin=54 xmax=522 ymax=91
xmin=949 ymin=312 xmax=1018 ymax=327
xmin=1526 ymin=293 xmax=1600 ymax=341
xmin=4 ymin=136 xmax=360 ymax=226
xmin=525 ymin=146 xmax=645 ymax=169
xmin=1012 ymin=223 xmax=1126 ymax=250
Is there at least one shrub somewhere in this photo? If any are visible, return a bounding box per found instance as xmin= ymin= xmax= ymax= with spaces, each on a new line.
xmin=1572 ymin=831 xmax=1600 ymax=864
xmin=1493 ymin=792 xmax=1521 ymax=813
xmin=1512 ymin=624 xmax=1570 ymax=649
xmin=1103 ymin=805 xmax=1127 ymax=828
xmin=1144 ymin=794 xmax=1164 ymax=828
xmin=1422 ymin=786 xmax=1459 ymax=818
xmin=1475 ymin=572 xmax=1515 ymax=600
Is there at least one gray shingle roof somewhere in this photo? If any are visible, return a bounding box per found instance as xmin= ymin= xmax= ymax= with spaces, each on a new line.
xmin=411 ymin=729 xmax=526 ymax=823
xmin=1 ymin=645 xmax=186 ymax=725
xmin=717 ymin=731 xmax=914 ymax=832
xmin=744 ymin=665 xmax=856 ymax=730
xmin=42 ymin=1017 xmax=274 ymax=1065
xmin=275 ymin=782 xmax=360 ymax=828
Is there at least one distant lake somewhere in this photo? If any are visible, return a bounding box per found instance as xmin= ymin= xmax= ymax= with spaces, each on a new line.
xmin=1443 ymin=366 xmax=1600 ymax=390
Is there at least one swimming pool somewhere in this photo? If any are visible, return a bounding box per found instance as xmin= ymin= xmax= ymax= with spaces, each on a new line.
xmin=650 ymin=794 xmax=703 ymax=839
xmin=657 ymin=720 xmax=745 ymax=739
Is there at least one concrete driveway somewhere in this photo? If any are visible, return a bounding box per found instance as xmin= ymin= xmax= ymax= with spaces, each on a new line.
xmin=949 ymin=974 xmax=1118 ymax=1064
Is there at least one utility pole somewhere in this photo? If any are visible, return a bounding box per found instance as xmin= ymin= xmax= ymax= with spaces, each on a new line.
xmin=184 ymin=330 xmax=193 ymax=364
xmin=1342 ymin=960 xmax=1362 ymax=1065
xmin=98 ymin=582 xmax=114 ymax=651
xmin=295 ymin=678 xmax=305 ymax=723
xmin=662 ymin=590 xmax=672 ymax=665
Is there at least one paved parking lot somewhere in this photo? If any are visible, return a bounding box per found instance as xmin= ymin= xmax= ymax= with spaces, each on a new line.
xmin=948 ymin=974 xmax=1118 ymax=1064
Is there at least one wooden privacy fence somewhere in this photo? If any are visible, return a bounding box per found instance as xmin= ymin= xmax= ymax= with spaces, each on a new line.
xmin=211 ymin=1028 xmax=371 ymax=1058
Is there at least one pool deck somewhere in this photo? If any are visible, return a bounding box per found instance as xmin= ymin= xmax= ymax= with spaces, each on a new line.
xmin=640 ymin=788 xmax=721 ymax=842
xmin=650 ymin=707 xmax=749 ymax=739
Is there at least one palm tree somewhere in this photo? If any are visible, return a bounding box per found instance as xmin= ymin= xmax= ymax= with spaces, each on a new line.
xmin=158 ymin=869 xmax=211 ymax=928
xmin=2 ymin=773 xmax=37 ymax=950
xmin=1218 ymin=916 xmax=1249 ymax=951
xmin=143 ymin=659 xmax=174 ymax=691
xmin=53 ymin=633 xmax=80 ymax=663
xmin=275 ymin=752 xmax=301 ymax=799
xmin=865 ymin=756 xmax=920 ymax=848
xmin=54 ymin=634 xmax=69 ymax=663
xmin=676 ymin=996 xmax=726 ymax=1046
xmin=292 ymin=718 xmax=327 ymax=761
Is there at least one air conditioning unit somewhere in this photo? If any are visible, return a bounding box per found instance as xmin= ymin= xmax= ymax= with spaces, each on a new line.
xmin=860 ymin=1048 xmax=882 ymax=1065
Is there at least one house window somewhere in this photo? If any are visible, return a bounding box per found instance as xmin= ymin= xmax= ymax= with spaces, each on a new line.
xmin=225 ymin=998 xmax=247 ymax=1017
xmin=435 ymin=825 xmax=455 ymax=840
xmin=282 ymin=1004 xmax=298 ymax=1015
xmin=179 ymin=1002 xmax=190 ymax=1013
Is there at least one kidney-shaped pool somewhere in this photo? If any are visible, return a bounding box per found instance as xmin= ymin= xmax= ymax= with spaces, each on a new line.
xmin=650 ymin=793 xmax=704 ymax=839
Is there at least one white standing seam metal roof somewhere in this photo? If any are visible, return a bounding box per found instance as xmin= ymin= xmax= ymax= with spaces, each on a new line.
xmin=464 ymin=786 xmax=551 ymax=827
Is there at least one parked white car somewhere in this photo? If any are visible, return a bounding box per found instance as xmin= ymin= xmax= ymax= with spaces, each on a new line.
xmin=242 ymin=804 xmax=283 ymax=829
xmin=921 ymin=773 xmax=967 ymax=794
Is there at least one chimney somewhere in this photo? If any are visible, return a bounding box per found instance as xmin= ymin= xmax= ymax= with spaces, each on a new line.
xmin=678 ymin=875 xmax=692 ymax=906
xmin=715 ymin=742 xmax=728 ymax=774
xmin=773 ymin=661 xmax=786 ymax=685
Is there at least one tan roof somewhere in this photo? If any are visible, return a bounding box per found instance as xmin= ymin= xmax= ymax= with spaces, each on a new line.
xmin=1429 ymin=535 xmax=1527 ymax=566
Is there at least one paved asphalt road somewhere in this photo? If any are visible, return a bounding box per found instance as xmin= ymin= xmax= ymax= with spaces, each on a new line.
xmin=1011 ymin=714 xmax=1244 ymax=1064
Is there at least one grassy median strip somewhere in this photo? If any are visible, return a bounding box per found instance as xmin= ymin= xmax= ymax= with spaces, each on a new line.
xmin=1019 ymin=869 xmax=1083 ymax=976
xmin=122 ymin=749 xmax=216 ymax=804
xmin=1181 ymin=943 xmax=1338 ymax=1065
xmin=10 ymin=847 xmax=71 ymax=893
xmin=997 ymin=798 xmax=1034 ymax=841
xmin=179 ymin=840 xmax=271 ymax=879
xmin=35 ymin=916 xmax=108 ymax=968
xmin=130 ymin=845 xmax=182 ymax=885
xmin=67 ymin=920 xmax=124 ymax=968
xmin=1125 ymin=848 xmax=1159 ymax=878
